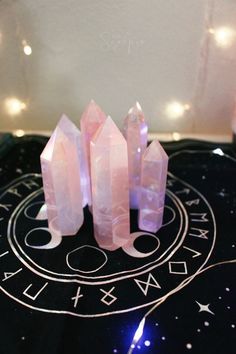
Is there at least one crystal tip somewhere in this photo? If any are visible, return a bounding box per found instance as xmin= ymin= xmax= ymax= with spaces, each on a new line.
xmin=128 ymin=101 xmax=142 ymax=115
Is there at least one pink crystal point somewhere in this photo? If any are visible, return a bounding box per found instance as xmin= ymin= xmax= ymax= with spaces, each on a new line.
xmin=123 ymin=102 xmax=148 ymax=209
xmin=90 ymin=116 xmax=130 ymax=251
xmin=80 ymin=100 xmax=107 ymax=205
xmin=77 ymin=129 xmax=90 ymax=207
xmin=138 ymin=140 xmax=168 ymax=233
xmin=40 ymin=114 xmax=84 ymax=236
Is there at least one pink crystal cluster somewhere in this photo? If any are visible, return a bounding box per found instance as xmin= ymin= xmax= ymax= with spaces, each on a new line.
xmin=40 ymin=101 xmax=168 ymax=251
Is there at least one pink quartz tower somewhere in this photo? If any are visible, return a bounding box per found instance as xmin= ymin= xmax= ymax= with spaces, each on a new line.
xmin=40 ymin=101 xmax=169 ymax=251
xmin=40 ymin=115 xmax=84 ymax=236
xmin=90 ymin=117 xmax=130 ymax=250
xmin=138 ymin=140 xmax=168 ymax=233
xmin=80 ymin=100 xmax=107 ymax=205
xmin=123 ymin=102 xmax=148 ymax=208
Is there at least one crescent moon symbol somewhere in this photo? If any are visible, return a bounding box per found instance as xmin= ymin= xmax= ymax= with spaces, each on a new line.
xmin=25 ymin=227 xmax=62 ymax=250
xmin=122 ymin=232 xmax=160 ymax=258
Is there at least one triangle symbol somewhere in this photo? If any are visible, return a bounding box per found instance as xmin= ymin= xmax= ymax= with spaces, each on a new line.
xmin=134 ymin=273 xmax=161 ymax=296
xmin=3 ymin=272 xmax=15 ymax=281
xmin=2 ymin=268 xmax=22 ymax=281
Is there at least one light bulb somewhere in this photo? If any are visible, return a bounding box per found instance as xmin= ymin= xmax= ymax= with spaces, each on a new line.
xmin=4 ymin=97 xmax=26 ymax=115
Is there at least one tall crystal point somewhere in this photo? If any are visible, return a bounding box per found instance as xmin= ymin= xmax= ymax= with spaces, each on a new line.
xmin=40 ymin=115 xmax=84 ymax=236
xmin=138 ymin=140 xmax=168 ymax=233
xmin=123 ymin=102 xmax=148 ymax=208
xmin=80 ymin=100 xmax=107 ymax=205
xmin=90 ymin=116 xmax=130 ymax=250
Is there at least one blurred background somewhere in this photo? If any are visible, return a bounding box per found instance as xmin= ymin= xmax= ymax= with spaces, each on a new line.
xmin=0 ymin=0 xmax=236 ymax=139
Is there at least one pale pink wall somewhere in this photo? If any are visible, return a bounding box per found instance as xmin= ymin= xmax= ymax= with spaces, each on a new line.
xmin=0 ymin=0 xmax=235 ymax=135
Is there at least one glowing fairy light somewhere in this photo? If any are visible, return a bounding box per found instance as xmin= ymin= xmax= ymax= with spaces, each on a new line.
xmin=165 ymin=101 xmax=190 ymax=119
xmin=14 ymin=129 xmax=25 ymax=137
xmin=172 ymin=132 xmax=181 ymax=141
xmin=209 ymin=26 xmax=235 ymax=48
xmin=4 ymin=97 xmax=26 ymax=116
xmin=208 ymin=28 xmax=215 ymax=35
xmin=22 ymin=40 xmax=32 ymax=55
xmin=128 ymin=318 xmax=146 ymax=353
xmin=23 ymin=45 xmax=32 ymax=55
xmin=144 ymin=340 xmax=151 ymax=347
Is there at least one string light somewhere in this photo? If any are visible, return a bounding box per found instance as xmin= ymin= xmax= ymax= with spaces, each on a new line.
xmin=4 ymin=97 xmax=26 ymax=116
xmin=165 ymin=101 xmax=190 ymax=119
xmin=209 ymin=26 xmax=235 ymax=48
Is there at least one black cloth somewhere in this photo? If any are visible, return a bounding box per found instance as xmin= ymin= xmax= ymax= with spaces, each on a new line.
xmin=0 ymin=135 xmax=235 ymax=354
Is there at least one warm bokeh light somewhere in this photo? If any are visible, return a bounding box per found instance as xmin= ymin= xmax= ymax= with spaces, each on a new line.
xmin=172 ymin=132 xmax=181 ymax=141
xmin=165 ymin=101 xmax=190 ymax=119
xmin=4 ymin=97 xmax=26 ymax=115
xmin=14 ymin=129 xmax=25 ymax=137
xmin=209 ymin=26 xmax=235 ymax=48
xmin=23 ymin=45 xmax=32 ymax=55
xmin=22 ymin=40 xmax=32 ymax=55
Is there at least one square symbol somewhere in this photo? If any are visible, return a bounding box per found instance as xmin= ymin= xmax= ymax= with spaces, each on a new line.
xmin=168 ymin=261 xmax=188 ymax=275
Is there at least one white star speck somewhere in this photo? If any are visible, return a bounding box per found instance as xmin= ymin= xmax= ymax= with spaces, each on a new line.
xmin=196 ymin=301 xmax=215 ymax=315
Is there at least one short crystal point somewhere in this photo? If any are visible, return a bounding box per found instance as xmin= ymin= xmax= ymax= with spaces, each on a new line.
xmin=123 ymin=102 xmax=148 ymax=209
xmin=80 ymin=100 xmax=107 ymax=205
xmin=138 ymin=139 xmax=168 ymax=233
xmin=90 ymin=116 xmax=130 ymax=250
xmin=40 ymin=115 xmax=84 ymax=236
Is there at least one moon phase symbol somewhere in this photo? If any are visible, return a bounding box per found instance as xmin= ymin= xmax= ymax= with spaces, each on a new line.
xmin=25 ymin=227 xmax=62 ymax=250
xmin=122 ymin=232 xmax=160 ymax=258
xmin=24 ymin=201 xmax=45 ymax=220
xmin=66 ymin=245 xmax=108 ymax=273
xmin=162 ymin=205 xmax=176 ymax=227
